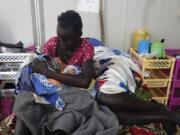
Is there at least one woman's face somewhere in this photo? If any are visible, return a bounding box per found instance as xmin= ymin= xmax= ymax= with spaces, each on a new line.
xmin=57 ymin=24 xmax=81 ymax=51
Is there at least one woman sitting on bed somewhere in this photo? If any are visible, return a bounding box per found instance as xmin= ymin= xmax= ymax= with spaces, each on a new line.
xmin=31 ymin=10 xmax=180 ymax=134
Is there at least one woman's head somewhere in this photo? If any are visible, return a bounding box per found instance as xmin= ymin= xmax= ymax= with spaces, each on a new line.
xmin=57 ymin=10 xmax=82 ymax=50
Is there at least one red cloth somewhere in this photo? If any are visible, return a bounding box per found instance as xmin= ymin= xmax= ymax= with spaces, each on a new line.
xmin=43 ymin=37 xmax=94 ymax=66
xmin=0 ymin=97 xmax=14 ymax=121
xmin=130 ymin=126 xmax=155 ymax=135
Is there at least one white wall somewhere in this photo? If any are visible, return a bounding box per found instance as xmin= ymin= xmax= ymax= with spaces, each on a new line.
xmin=104 ymin=0 xmax=128 ymax=49
xmin=0 ymin=0 xmax=34 ymax=47
xmin=0 ymin=0 xmax=180 ymax=51
xmin=42 ymin=0 xmax=180 ymax=51
xmin=43 ymin=0 xmax=101 ymax=42
xmin=123 ymin=0 xmax=180 ymax=52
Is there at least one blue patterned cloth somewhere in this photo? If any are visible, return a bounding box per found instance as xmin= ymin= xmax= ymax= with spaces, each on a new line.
xmin=31 ymin=72 xmax=65 ymax=111
xmin=16 ymin=56 xmax=65 ymax=111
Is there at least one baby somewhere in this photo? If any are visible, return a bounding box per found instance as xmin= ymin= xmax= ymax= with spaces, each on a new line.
xmin=30 ymin=56 xmax=81 ymax=110
xmin=47 ymin=57 xmax=81 ymax=86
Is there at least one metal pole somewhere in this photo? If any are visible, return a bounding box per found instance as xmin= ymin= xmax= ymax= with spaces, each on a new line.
xmin=99 ymin=0 xmax=105 ymax=43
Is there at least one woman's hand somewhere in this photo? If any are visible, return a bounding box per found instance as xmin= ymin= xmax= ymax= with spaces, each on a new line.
xmin=31 ymin=58 xmax=49 ymax=76
xmin=45 ymin=59 xmax=95 ymax=88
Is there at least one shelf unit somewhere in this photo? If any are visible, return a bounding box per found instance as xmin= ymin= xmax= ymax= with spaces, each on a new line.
xmin=130 ymin=48 xmax=175 ymax=105
xmin=0 ymin=53 xmax=32 ymax=94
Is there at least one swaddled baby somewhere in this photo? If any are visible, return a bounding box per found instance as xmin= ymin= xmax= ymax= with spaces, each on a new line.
xmin=30 ymin=55 xmax=81 ymax=110
xmin=47 ymin=57 xmax=81 ymax=86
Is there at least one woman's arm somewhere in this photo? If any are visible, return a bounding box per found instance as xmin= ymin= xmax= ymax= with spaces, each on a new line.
xmin=31 ymin=59 xmax=95 ymax=88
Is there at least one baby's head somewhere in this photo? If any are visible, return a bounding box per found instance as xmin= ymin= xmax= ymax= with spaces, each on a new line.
xmin=53 ymin=57 xmax=81 ymax=75
xmin=63 ymin=65 xmax=81 ymax=75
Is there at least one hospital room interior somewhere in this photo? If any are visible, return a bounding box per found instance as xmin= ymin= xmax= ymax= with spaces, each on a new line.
xmin=0 ymin=0 xmax=180 ymax=135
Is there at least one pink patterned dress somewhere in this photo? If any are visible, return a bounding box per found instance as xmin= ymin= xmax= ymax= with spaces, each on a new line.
xmin=43 ymin=36 xmax=94 ymax=66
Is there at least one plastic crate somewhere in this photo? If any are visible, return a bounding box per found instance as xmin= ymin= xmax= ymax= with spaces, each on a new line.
xmin=150 ymin=89 xmax=167 ymax=104
xmin=130 ymin=48 xmax=175 ymax=106
xmin=0 ymin=53 xmax=32 ymax=80
xmin=150 ymin=88 xmax=167 ymax=98
xmin=165 ymin=49 xmax=180 ymax=110
xmin=173 ymin=86 xmax=180 ymax=98
xmin=168 ymin=104 xmax=180 ymax=111
xmin=143 ymin=70 xmax=169 ymax=88
xmin=150 ymin=87 xmax=168 ymax=105
xmin=144 ymin=79 xmax=169 ymax=88
xmin=168 ymin=80 xmax=180 ymax=109
xmin=152 ymin=97 xmax=167 ymax=105
xmin=0 ymin=81 xmax=15 ymax=97
xmin=130 ymin=48 xmax=175 ymax=69
xmin=166 ymin=49 xmax=180 ymax=80
xmin=148 ymin=88 xmax=168 ymax=105
xmin=0 ymin=72 xmax=17 ymax=80
xmin=0 ymin=53 xmax=31 ymax=62
xmin=168 ymin=97 xmax=180 ymax=110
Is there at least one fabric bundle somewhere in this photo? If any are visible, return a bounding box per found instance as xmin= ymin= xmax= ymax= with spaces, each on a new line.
xmin=16 ymin=54 xmax=81 ymax=111
xmin=93 ymin=46 xmax=141 ymax=94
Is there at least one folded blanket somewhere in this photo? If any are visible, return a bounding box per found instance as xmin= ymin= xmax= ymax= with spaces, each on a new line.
xmin=13 ymin=87 xmax=119 ymax=135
